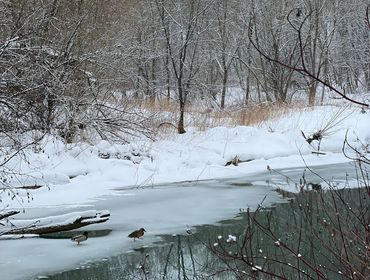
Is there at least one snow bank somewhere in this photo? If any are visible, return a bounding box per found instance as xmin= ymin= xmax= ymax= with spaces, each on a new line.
xmin=0 ymin=105 xmax=369 ymax=208
xmin=0 ymin=105 xmax=369 ymax=280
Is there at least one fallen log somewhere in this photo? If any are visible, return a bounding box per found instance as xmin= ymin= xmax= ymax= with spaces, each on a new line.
xmin=312 ymin=151 xmax=326 ymax=155
xmin=0 ymin=210 xmax=110 ymax=236
xmin=0 ymin=210 xmax=20 ymax=221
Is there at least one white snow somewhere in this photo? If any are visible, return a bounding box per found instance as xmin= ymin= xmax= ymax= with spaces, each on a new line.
xmin=0 ymin=104 xmax=369 ymax=279
xmin=2 ymin=106 xmax=369 ymax=208
xmin=227 ymin=234 xmax=237 ymax=242
xmin=1 ymin=210 xmax=110 ymax=232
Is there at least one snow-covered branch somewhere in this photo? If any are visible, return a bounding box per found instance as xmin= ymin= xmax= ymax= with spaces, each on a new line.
xmin=0 ymin=210 xmax=20 ymax=221
xmin=0 ymin=210 xmax=110 ymax=236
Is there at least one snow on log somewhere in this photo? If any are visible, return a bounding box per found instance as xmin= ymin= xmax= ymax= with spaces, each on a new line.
xmin=0 ymin=210 xmax=20 ymax=221
xmin=0 ymin=210 xmax=110 ymax=235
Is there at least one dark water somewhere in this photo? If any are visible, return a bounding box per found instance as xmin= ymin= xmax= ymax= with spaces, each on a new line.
xmin=36 ymin=163 xmax=369 ymax=279
xmin=38 ymin=188 xmax=369 ymax=280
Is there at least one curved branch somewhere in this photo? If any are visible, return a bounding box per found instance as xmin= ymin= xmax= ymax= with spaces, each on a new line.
xmin=248 ymin=9 xmax=369 ymax=107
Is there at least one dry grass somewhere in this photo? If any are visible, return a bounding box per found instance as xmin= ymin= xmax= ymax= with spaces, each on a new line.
xmin=231 ymin=102 xmax=306 ymax=126
xmin=128 ymin=97 xmax=309 ymax=137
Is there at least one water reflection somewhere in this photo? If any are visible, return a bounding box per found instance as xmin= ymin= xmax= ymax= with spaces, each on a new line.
xmin=42 ymin=186 xmax=368 ymax=280
xmin=42 ymin=217 xmax=253 ymax=280
xmin=36 ymin=162 xmax=368 ymax=279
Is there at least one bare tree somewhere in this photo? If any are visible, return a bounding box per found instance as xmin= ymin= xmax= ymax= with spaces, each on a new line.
xmin=330 ymin=1 xmax=370 ymax=95
xmin=243 ymin=0 xmax=301 ymax=104
xmin=155 ymin=0 xmax=210 ymax=134
xmin=209 ymin=0 xmax=242 ymax=108
xmin=0 ymin=0 xmax=154 ymax=210
xmin=248 ymin=4 xmax=369 ymax=107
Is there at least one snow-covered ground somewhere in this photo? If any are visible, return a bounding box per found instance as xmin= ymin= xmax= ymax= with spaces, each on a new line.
xmin=1 ymin=105 xmax=369 ymax=208
xmin=0 ymin=104 xmax=369 ymax=279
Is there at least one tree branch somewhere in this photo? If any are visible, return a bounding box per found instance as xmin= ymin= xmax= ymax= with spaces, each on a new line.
xmin=248 ymin=9 xmax=369 ymax=107
xmin=0 ymin=210 xmax=20 ymax=221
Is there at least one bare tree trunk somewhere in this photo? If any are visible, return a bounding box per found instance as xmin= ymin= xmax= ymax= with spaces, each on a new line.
xmin=364 ymin=62 xmax=370 ymax=92
xmin=177 ymin=86 xmax=186 ymax=134
xmin=165 ymin=46 xmax=171 ymax=102
xmin=155 ymin=0 xmax=206 ymax=134
xmin=245 ymin=75 xmax=250 ymax=105
xmin=150 ymin=58 xmax=157 ymax=105
xmin=220 ymin=66 xmax=228 ymax=109
xmin=308 ymin=83 xmax=316 ymax=106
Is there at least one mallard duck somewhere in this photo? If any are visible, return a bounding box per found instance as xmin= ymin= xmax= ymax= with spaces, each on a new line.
xmin=128 ymin=228 xmax=146 ymax=241
xmin=71 ymin=231 xmax=88 ymax=245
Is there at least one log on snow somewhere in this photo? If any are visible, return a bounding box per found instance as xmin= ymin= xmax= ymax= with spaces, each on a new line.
xmin=1 ymin=210 xmax=110 ymax=235
xmin=0 ymin=210 xmax=21 ymax=221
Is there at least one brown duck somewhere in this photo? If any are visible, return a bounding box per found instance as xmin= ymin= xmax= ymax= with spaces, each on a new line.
xmin=128 ymin=228 xmax=146 ymax=241
xmin=71 ymin=231 xmax=88 ymax=245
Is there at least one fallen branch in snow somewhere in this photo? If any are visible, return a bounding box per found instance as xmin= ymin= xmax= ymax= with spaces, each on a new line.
xmin=311 ymin=151 xmax=326 ymax=155
xmin=0 ymin=210 xmax=20 ymax=221
xmin=225 ymin=155 xmax=240 ymax=166
xmin=225 ymin=156 xmax=254 ymax=166
xmin=0 ymin=210 xmax=110 ymax=236
xmin=301 ymin=130 xmax=322 ymax=145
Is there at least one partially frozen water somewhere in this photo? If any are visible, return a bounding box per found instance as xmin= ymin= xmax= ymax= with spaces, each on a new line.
xmin=0 ymin=162 xmax=358 ymax=280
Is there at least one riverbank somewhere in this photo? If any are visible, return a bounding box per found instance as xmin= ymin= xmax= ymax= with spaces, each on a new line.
xmin=0 ymin=105 xmax=369 ymax=279
xmin=1 ymin=105 xmax=369 ymax=209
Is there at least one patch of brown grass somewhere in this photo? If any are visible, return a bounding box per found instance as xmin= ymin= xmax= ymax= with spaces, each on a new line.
xmin=191 ymin=102 xmax=308 ymax=130
xmin=133 ymin=97 xmax=179 ymax=112
xmin=232 ymin=102 xmax=303 ymax=126
xmin=128 ymin=97 xmax=308 ymax=135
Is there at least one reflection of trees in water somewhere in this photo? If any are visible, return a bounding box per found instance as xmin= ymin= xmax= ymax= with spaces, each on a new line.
xmin=211 ymin=187 xmax=369 ymax=279
xmin=45 ymin=164 xmax=369 ymax=280
xmin=122 ymin=189 xmax=368 ymax=279
xmin=45 ymin=187 xmax=368 ymax=279
xmin=209 ymin=140 xmax=370 ymax=279
xmin=45 ymin=220 xmax=245 ymax=279
xmin=45 ymin=186 xmax=368 ymax=280
xmin=121 ymin=224 xmax=245 ymax=279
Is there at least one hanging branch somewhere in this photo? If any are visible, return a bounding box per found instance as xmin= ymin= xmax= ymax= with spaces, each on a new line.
xmin=248 ymin=8 xmax=369 ymax=108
